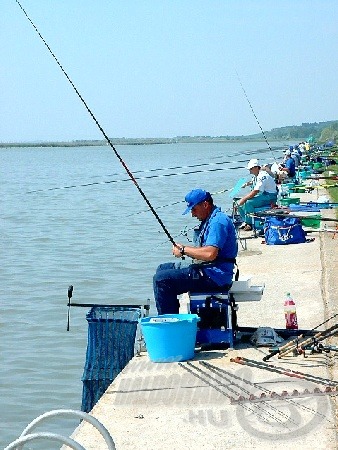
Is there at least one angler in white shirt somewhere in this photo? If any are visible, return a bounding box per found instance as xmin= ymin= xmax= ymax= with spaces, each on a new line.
xmin=237 ymin=159 xmax=278 ymax=231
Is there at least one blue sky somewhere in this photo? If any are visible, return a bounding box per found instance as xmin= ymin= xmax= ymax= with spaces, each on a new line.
xmin=2 ymin=0 xmax=337 ymax=142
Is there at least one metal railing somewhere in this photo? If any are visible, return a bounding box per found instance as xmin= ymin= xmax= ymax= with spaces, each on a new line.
xmin=4 ymin=409 xmax=116 ymax=450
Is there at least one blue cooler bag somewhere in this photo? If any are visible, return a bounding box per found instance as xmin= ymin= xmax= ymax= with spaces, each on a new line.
xmin=264 ymin=216 xmax=306 ymax=245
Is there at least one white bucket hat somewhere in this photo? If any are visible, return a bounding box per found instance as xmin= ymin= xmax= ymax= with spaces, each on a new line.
xmin=247 ymin=158 xmax=259 ymax=170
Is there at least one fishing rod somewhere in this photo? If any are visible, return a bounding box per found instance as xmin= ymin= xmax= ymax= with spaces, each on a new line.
xmin=179 ymin=362 xmax=291 ymax=429
xmin=298 ymin=201 xmax=338 ymax=206
xmin=26 ymin=165 xmax=247 ymax=194
xmin=304 ymin=176 xmax=338 ymax=180
xmin=231 ymin=357 xmax=338 ymax=388
xmin=197 ymin=361 xmax=298 ymax=425
xmin=25 ymin=144 xmax=283 ymax=194
xmin=102 ymin=157 xmax=253 ymax=179
xmin=209 ymin=144 xmax=285 ymax=162
xmin=155 ymin=226 xmax=196 ymax=247
xmin=25 ymin=147 xmax=280 ymax=194
xmin=262 ymin=311 xmax=338 ymax=362
xmin=16 ymin=0 xmax=177 ymax=245
xmin=235 ymin=70 xmax=279 ymax=163
xmin=274 ymin=324 xmax=338 ymax=360
xmin=199 ymin=361 xmax=332 ymax=422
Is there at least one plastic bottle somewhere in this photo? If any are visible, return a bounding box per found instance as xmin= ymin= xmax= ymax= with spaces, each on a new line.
xmin=284 ymin=293 xmax=298 ymax=329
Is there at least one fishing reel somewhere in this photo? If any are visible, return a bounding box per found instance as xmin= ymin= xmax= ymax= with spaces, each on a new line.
xmin=292 ymin=337 xmax=338 ymax=358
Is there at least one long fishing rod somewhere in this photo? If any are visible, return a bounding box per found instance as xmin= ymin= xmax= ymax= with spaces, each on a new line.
xmin=26 ymin=146 xmax=281 ymax=194
xmin=179 ymin=362 xmax=291 ymax=429
xmin=198 ymin=361 xmax=329 ymax=423
xmin=235 ymin=70 xmax=279 ymax=163
xmin=209 ymin=144 xmax=285 ymax=164
xmin=231 ymin=357 xmax=338 ymax=389
xmin=24 ymin=145 xmax=280 ymax=194
xmin=262 ymin=311 xmax=338 ymax=362
xmin=304 ymin=176 xmax=338 ymax=181
xmin=26 ymin=164 xmax=247 ymax=194
xmin=104 ymin=157 xmax=254 ymax=178
xmin=297 ymin=201 xmax=338 ymax=208
xmin=16 ymin=0 xmax=176 ymax=245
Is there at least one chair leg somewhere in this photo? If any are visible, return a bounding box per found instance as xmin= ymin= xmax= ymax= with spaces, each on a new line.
xmin=251 ymin=215 xmax=258 ymax=238
xmin=232 ymin=200 xmax=247 ymax=250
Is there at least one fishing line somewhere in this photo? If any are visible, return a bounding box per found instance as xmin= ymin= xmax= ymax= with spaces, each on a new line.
xmin=16 ymin=1 xmax=286 ymax=243
xmin=210 ymin=144 xmax=284 ymax=161
xmin=27 ymin=159 xmax=250 ymax=193
xmin=104 ymin=157 xmax=253 ymax=178
xmin=235 ymin=70 xmax=279 ymax=163
xmin=127 ymin=188 xmax=229 ymax=218
xmin=25 ymin=155 xmax=277 ymax=194
xmin=24 ymin=143 xmax=283 ymax=195
xmin=26 ymin=165 xmax=247 ymax=194
xmin=25 ymin=145 xmax=281 ymax=195
xmin=22 ymin=152 xmax=278 ymax=194
xmin=155 ymin=225 xmax=196 ymax=247
xmin=103 ymin=146 xmax=283 ymax=179
xmin=16 ymin=0 xmax=176 ymax=245
xmin=157 ymin=203 xmax=237 ymax=247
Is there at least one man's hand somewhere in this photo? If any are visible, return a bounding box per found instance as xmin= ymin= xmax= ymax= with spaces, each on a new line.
xmin=172 ymin=243 xmax=185 ymax=258
xmin=241 ymin=180 xmax=252 ymax=188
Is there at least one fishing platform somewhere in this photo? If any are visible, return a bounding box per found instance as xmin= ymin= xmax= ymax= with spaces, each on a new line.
xmin=64 ymin=208 xmax=337 ymax=449
xmin=63 ymin=182 xmax=337 ymax=449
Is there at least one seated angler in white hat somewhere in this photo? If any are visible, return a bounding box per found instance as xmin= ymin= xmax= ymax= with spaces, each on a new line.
xmin=237 ymin=159 xmax=278 ymax=231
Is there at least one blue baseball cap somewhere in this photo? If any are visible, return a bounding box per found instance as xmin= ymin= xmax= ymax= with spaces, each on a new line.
xmin=182 ymin=189 xmax=211 ymax=215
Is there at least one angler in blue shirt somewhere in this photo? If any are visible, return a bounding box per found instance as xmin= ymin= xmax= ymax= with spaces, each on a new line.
xmin=153 ymin=189 xmax=238 ymax=315
xmin=280 ymin=150 xmax=296 ymax=178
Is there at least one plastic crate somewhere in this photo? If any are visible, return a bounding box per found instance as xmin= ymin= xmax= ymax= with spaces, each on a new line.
xmin=301 ymin=215 xmax=321 ymax=228
xmin=280 ymin=197 xmax=301 ymax=206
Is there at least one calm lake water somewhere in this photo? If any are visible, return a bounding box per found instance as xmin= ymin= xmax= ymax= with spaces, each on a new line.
xmin=0 ymin=141 xmax=285 ymax=447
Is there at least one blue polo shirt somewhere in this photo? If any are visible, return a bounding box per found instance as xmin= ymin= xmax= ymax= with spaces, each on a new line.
xmin=195 ymin=207 xmax=238 ymax=286
xmin=285 ymin=157 xmax=296 ymax=177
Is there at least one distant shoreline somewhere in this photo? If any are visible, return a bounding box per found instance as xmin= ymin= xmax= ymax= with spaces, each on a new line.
xmin=0 ymin=136 xmax=292 ymax=149
xmin=1 ymin=119 xmax=335 ymax=148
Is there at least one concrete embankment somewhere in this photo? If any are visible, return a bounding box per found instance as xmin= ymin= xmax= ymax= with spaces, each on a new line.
xmin=67 ymin=186 xmax=338 ymax=450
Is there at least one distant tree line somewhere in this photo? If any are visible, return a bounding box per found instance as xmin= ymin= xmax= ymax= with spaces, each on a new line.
xmin=318 ymin=121 xmax=338 ymax=143
xmin=265 ymin=120 xmax=338 ymax=143
xmin=1 ymin=120 xmax=337 ymax=148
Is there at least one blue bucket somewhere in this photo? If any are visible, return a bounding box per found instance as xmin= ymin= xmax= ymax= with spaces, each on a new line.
xmin=140 ymin=314 xmax=200 ymax=362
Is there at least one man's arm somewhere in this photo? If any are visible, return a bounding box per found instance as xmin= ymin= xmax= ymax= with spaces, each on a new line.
xmin=172 ymin=244 xmax=218 ymax=261
xmin=237 ymin=189 xmax=259 ymax=206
